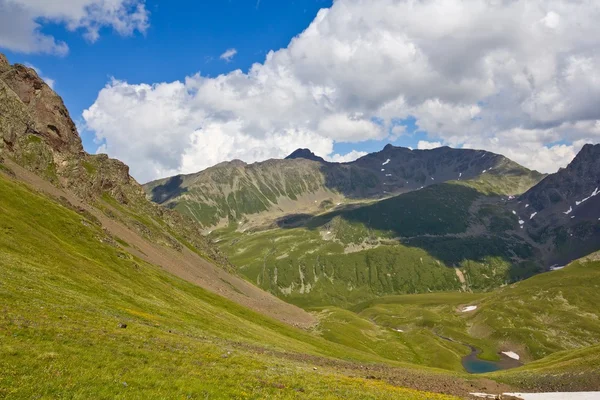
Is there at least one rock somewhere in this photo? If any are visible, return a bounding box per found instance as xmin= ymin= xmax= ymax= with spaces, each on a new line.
xmin=118 ymin=323 xmax=127 ymax=329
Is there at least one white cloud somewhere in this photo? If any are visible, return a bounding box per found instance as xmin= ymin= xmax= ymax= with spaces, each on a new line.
xmin=417 ymin=141 xmax=444 ymax=150
xmin=0 ymin=0 xmax=148 ymax=55
xmin=219 ymin=48 xmax=237 ymax=62
xmin=326 ymin=150 xmax=367 ymax=163
xmin=24 ymin=63 xmax=55 ymax=88
xmin=85 ymin=0 xmax=600 ymax=181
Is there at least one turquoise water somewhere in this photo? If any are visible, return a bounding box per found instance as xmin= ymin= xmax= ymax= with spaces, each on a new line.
xmin=462 ymin=354 xmax=504 ymax=374
xmin=436 ymin=334 xmax=521 ymax=374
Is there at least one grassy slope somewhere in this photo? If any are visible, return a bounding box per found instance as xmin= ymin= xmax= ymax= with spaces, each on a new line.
xmin=214 ymin=183 xmax=538 ymax=308
xmin=321 ymin=260 xmax=600 ymax=379
xmin=0 ymin=173 xmax=460 ymax=399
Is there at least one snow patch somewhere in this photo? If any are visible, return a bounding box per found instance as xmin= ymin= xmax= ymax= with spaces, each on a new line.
xmin=530 ymin=212 xmax=537 ymax=220
xmin=525 ymin=204 xmax=530 ymax=208
xmin=550 ymin=265 xmax=565 ymax=271
xmin=508 ymin=195 xmax=515 ymax=200
xmin=431 ymin=177 xmax=434 ymax=180
xmin=386 ymin=174 xmax=392 ymax=177
xmin=564 ymin=206 xmax=573 ymax=215
xmin=502 ymin=351 xmax=520 ymax=360
xmin=512 ymin=211 xmax=517 ymax=215
xmin=576 ymin=187 xmax=599 ymax=206
xmin=459 ymin=172 xmax=462 ymax=178
xmin=502 ymin=393 xmax=600 ymax=400
xmin=381 ymin=169 xmax=385 ymax=172
xmin=482 ymin=169 xmax=487 ymax=173
xmin=519 ymin=220 xmax=525 ymax=225
xmin=461 ymin=305 xmax=477 ymax=312
xmin=382 ymin=159 xmax=391 ymax=166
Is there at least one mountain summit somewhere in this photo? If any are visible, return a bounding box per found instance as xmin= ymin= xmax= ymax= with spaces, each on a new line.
xmin=285 ymin=148 xmax=327 ymax=162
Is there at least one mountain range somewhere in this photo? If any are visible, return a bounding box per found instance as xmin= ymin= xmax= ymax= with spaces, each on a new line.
xmin=2 ymin=52 xmax=600 ymax=398
xmin=145 ymin=144 xmax=544 ymax=229
xmin=143 ymin=129 xmax=600 ymax=307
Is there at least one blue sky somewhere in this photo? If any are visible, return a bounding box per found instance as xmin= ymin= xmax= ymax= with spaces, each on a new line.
xmin=3 ymin=0 xmax=336 ymax=152
xmin=1 ymin=0 xmax=597 ymax=182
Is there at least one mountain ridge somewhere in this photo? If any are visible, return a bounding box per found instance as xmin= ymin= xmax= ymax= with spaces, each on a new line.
xmin=145 ymin=144 xmax=545 ymax=229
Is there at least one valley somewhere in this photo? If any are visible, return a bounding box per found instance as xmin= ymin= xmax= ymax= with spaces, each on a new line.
xmin=1 ymin=51 xmax=600 ymax=399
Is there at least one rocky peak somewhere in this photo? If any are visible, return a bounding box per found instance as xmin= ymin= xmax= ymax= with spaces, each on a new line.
xmin=285 ymin=148 xmax=326 ymax=163
xmin=0 ymin=53 xmax=9 ymax=73
xmin=521 ymin=143 xmax=599 ymax=208
xmin=567 ymin=143 xmax=600 ymax=171
xmin=0 ymin=52 xmax=134 ymax=201
xmin=0 ymin=59 xmax=82 ymax=155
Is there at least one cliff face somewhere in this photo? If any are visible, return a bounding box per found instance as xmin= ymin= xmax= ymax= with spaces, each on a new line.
xmin=0 ymin=53 xmax=227 ymax=267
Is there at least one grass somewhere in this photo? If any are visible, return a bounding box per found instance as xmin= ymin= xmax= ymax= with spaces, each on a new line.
xmin=211 ymin=184 xmax=533 ymax=308
xmin=0 ymin=173 xmax=459 ymax=399
xmin=215 ymin=225 xmax=469 ymax=308
xmin=337 ymin=261 xmax=600 ymax=368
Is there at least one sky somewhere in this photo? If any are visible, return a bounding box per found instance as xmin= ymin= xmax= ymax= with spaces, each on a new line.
xmin=1 ymin=0 xmax=599 ymax=183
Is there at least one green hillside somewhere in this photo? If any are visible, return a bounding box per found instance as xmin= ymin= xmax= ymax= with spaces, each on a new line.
xmin=0 ymin=172 xmax=462 ymax=399
xmin=212 ymin=182 xmax=540 ymax=308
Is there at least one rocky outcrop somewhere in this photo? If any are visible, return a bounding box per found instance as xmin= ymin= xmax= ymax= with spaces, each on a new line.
xmin=0 ymin=52 xmax=229 ymax=267
xmin=0 ymin=61 xmax=82 ymax=155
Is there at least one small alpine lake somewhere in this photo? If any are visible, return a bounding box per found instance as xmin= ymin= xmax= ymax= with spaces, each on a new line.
xmin=436 ymin=334 xmax=522 ymax=374
xmin=462 ymin=346 xmax=522 ymax=374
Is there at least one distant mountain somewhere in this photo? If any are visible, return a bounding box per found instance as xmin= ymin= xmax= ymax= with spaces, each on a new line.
xmin=144 ymin=144 xmax=544 ymax=228
xmin=513 ymin=143 xmax=600 ymax=265
xmin=285 ymin=148 xmax=327 ymax=162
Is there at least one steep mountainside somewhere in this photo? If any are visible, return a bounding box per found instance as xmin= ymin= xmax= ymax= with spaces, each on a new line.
xmin=209 ymin=145 xmax=599 ymax=307
xmin=512 ymin=144 xmax=600 ymax=265
xmin=0 ymin=53 xmax=313 ymax=327
xmin=145 ymin=144 xmax=544 ymax=228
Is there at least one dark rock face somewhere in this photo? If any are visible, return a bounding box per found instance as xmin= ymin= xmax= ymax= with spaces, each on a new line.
xmin=513 ymin=144 xmax=600 ymax=265
xmin=285 ymin=148 xmax=327 ymax=163
xmin=521 ymin=144 xmax=600 ymax=212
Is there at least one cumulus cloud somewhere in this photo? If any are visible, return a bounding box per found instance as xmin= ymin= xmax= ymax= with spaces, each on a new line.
xmin=219 ymin=48 xmax=238 ymax=62
xmin=326 ymin=150 xmax=368 ymax=163
xmin=417 ymin=141 xmax=444 ymax=150
xmin=85 ymin=0 xmax=600 ymax=182
xmin=0 ymin=0 xmax=148 ymax=55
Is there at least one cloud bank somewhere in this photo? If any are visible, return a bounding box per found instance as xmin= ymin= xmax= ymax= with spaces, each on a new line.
xmin=0 ymin=0 xmax=148 ymax=55
xmin=84 ymin=0 xmax=600 ymax=182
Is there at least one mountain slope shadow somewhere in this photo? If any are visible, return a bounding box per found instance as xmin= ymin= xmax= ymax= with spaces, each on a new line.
xmin=285 ymin=183 xmax=540 ymax=282
xmin=150 ymin=175 xmax=188 ymax=204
